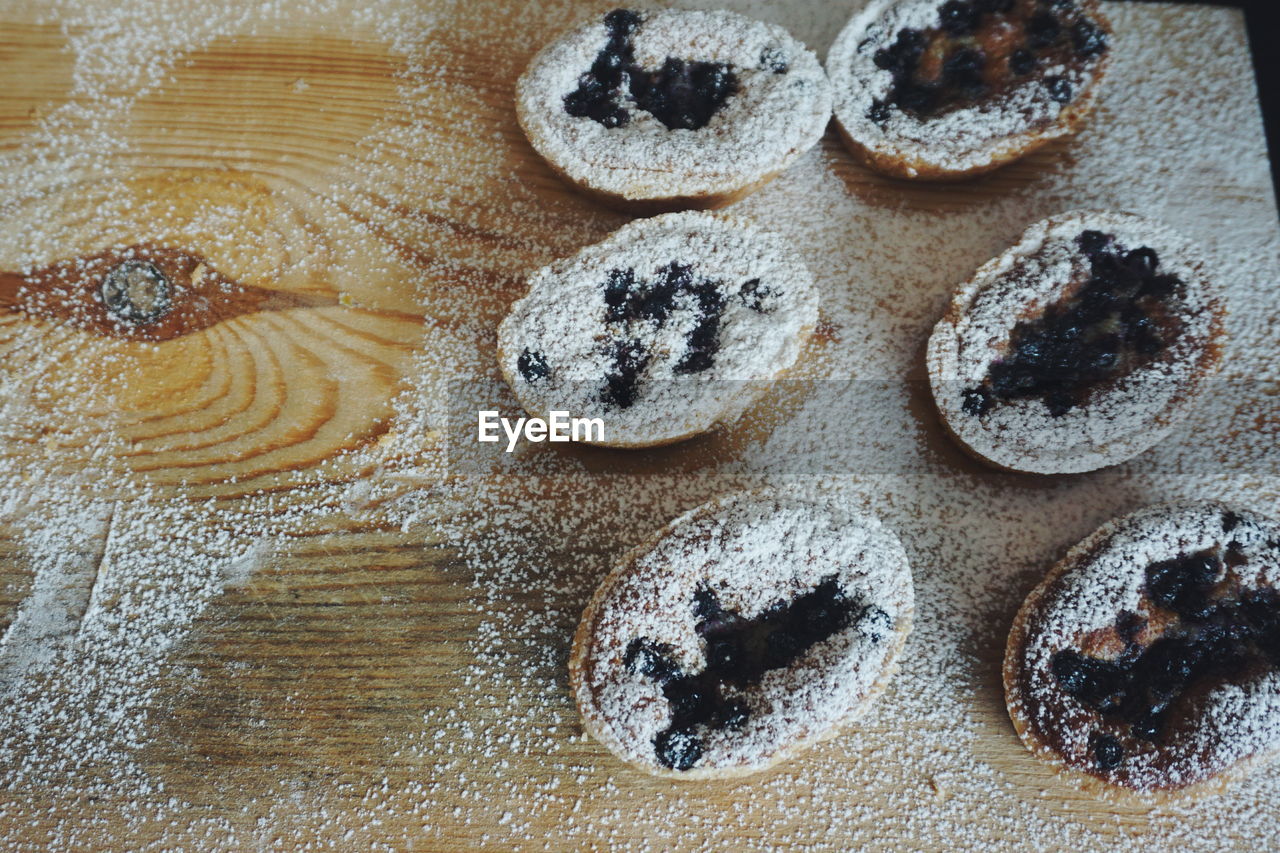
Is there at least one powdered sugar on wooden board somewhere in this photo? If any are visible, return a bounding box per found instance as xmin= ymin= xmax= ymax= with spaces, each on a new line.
xmin=0 ymin=0 xmax=1278 ymax=850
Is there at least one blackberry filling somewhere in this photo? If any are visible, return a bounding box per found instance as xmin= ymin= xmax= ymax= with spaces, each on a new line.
xmin=631 ymin=58 xmax=738 ymax=131
xmin=624 ymin=637 xmax=681 ymax=683
xmin=867 ymin=0 xmax=1107 ymax=124
xmin=939 ymin=0 xmax=981 ymax=35
xmin=597 ymin=263 xmax=773 ymax=408
xmin=1009 ymin=49 xmax=1037 ymax=76
xmin=737 ymin=278 xmax=775 ymax=313
xmin=674 ymin=280 xmax=727 ymax=375
xmin=517 ymin=349 xmax=550 ymax=383
xmin=1025 ymin=12 xmax=1060 ymax=49
xmin=1045 ymin=75 xmax=1072 ymax=104
xmin=1049 ymin=546 xmax=1280 ymax=768
xmin=564 ymin=10 xmax=640 ymax=128
xmin=961 ymin=386 xmax=993 ymax=416
xmin=760 ymin=46 xmax=789 ymax=74
xmin=100 ymin=260 xmax=173 ymax=325
xmin=604 ymin=263 xmax=687 ymax=324
xmin=627 ymin=576 xmax=886 ymax=770
xmin=654 ymin=729 xmax=703 ymax=771
xmin=602 ymin=338 xmax=650 ymax=410
xmin=963 ymin=230 xmax=1183 ymax=418
xmin=1090 ymin=732 xmax=1124 ymax=769
xmin=564 ymin=9 xmax=741 ymax=132
xmin=1071 ymin=19 xmax=1107 ymax=57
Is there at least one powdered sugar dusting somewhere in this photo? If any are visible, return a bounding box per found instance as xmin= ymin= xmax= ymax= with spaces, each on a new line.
xmin=827 ymin=0 xmax=1111 ymax=176
xmin=1012 ymin=502 xmax=1280 ymax=792
xmin=0 ymin=0 xmax=1277 ymax=849
xmin=927 ymin=210 xmax=1222 ymax=474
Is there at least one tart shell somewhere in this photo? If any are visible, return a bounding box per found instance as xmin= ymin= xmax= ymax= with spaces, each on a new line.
xmin=926 ymin=210 xmax=1225 ymax=474
xmin=496 ymin=211 xmax=819 ymax=449
xmin=827 ymin=0 xmax=1112 ymax=180
xmin=1004 ymin=502 xmax=1280 ymax=801
xmin=516 ymin=9 xmax=833 ymax=213
xmin=570 ymin=490 xmax=914 ymax=779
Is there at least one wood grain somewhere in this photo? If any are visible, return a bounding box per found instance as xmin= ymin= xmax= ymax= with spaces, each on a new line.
xmin=0 ymin=1 xmax=1276 ymax=850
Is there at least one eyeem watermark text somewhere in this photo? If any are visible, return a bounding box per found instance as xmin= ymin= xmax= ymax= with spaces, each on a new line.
xmin=477 ymin=411 xmax=604 ymax=452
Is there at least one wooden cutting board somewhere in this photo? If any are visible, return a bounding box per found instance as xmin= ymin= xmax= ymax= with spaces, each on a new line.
xmin=1 ymin=1 xmax=1277 ymax=849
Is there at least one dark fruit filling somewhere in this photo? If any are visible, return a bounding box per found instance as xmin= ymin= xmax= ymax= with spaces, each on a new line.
xmin=100 ymin=260 xmax=173 ymax=324
xmin=674 ymin=280 xmax=727 ymax=375
xmin=866 ymin=0 xmax=1107 ymax=123
xmin=626 ymin=576 xmax=889 ymax=770
xmin=1045 ymin=75 xmax=1072 ymax=103
xmin=760 ymin=46 xmax=789 ymax=74
xmin=564 ymin=9 xmax=742 ymax=131
xmin=1049 ymin=536 xmax=1280 ymax=771
xmin=1090 ymin=732 xmax=1123 ymax=770
xmin=564 ymin=9 xmax=640 ymax=128
xmin=602 ymin=338 xmax=650 ymax=410
xmin=653 ymin=728 xmax=703 ymax=771
xmin=597 ymin=263 xmax=775 ymax=410
xmin=737 ymin=278 xmax=775 ymax=313
xmin=962 ymin=229 xmax=1183 ymax=418
xmin=517 ymin=348 xmax=550 ymax=383
xmin=631 ymin=59 xmax=738 ymax=132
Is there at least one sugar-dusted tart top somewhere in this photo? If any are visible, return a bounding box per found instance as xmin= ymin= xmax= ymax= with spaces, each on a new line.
xmin=497 ymin=212 xmax=818 ymax=448
xmin=828 ymin=0 xmax=1111 ymax=176
xmin=1007 ymin=502 xmax=1280 ymax=794
xmin=927 ymin=210 xmax=1223 ymax=474
xmin=517 ymin=8 xmax=832 ymax=202
xmin=572 ymin=491 xmax=914 ymax=778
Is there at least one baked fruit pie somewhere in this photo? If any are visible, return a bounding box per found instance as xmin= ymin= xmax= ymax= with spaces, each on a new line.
xmin=497 ymin=211 xmax=818 ymax=448
xmin=516 ymin=8 xmax=832 ymax=212
xmin=570 ymin=491 xmax=914 ymax=778
xmin=1005 ymin=502 xmax=1280 ymax=798
xmin=827 ymin=0 xmax=1111 ymax=179
xmin=927 ymin=210 xmax=1224 ymax=474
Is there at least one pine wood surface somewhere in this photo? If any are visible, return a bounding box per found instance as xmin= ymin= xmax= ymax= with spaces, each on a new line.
xmin=0 ymin=1 xmax=1276 ymax=849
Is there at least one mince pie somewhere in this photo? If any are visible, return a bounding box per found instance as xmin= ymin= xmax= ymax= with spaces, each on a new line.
xmin=570 ymin=491 xmax=914 ymax=778
xmin=516 ymin=8 xmax=832 ymax=212
xmin=827 ymin=0 xmax=1111 ymax=179
xmin=927 ymin=210 xmax=1223 ymax=474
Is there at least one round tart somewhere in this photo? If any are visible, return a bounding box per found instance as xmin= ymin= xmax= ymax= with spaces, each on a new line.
xmin=497 ymin=211 xmax=818 ymax=449
xmin=516 ymin=8 xmax=832 ymax=213
xmin=926 ymin=210 xmax=1224 ymax=474
xmin=827 ymin=0 xmax=1112 ymax=179
xmin=1005 ymin=502 xmax=1280 ymax=799
xmin=570 ymin=491 xmax=914 ymax=779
